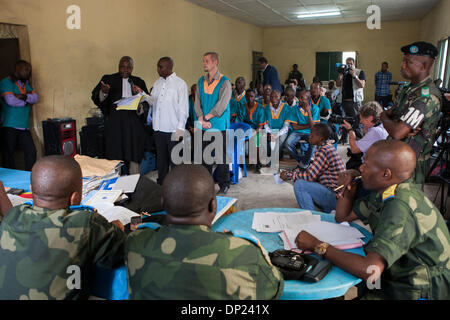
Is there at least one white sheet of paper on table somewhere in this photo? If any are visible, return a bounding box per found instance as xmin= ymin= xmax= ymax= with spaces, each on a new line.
xmin=283 ymin=221 xmax=365 ymax=247
xmin=7 ymin=194 xmax=27 ymax=207
xmin=112 ymin=174 xmax=140 ymax=193
xmin=252 ymin=211 xmax=320 ymax=233
xmin=99 ymin=205 xmax=140 ymax=225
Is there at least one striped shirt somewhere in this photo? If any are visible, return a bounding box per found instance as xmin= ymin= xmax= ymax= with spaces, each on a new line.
xmin=286 ymin=143 xmax=345 ymax=190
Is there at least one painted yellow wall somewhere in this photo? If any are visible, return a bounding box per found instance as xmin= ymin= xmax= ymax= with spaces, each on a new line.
xmin=421 ymin=0 xmax=450 ymax=45
xmin=262 ymin=20 xmax=421 ymax=102
xmin=0 ymin=0 xmax=263 ymax=155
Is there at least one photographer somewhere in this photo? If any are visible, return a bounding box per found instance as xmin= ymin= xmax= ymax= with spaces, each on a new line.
xmin=336 ymin=57 xmax=366 ymax=135
xmin=342 ymin=101 xmax=388 ymax=170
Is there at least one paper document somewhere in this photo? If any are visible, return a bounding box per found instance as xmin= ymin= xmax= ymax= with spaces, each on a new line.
xmin=7 ymin=194 xmax=27 ymax=207
xmin=112 ymin=174 xmax=140 ymax=193
xmin=115 ymin=93 xmax=147 ymax=111
xmin=98 ymin=205 xmax=140 ymax=225
xmin=212 ymin=197 xmax=237 ymax=225
xmin=283 ymin=221 xmax=365 ymax=248
xmin=252 ymin=211 xmax=320 ymax=233
xmin=85 ymin=190 xmax=123 ymax=206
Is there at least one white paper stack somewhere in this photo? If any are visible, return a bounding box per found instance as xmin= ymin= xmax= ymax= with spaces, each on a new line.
xmin=282 ymin=221 xmax=365 ymax=249
xmin=252 ymin=211 xmax=321 ymax=233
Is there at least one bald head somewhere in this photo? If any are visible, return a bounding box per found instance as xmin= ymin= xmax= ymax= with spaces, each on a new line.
xmin=362 ymin=140 xmax=417 ymax=190
xmin=162 ymin=165 xmax=216 ymax=224
xmin=31 ymin=156 xmax=82 ymax=208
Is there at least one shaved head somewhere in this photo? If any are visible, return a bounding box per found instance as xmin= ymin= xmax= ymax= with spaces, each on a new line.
xmin=361 ymin=140 xmax=417 ymax=191
xmin=162 ymin=165 xmax=216 ymax=224
xmin=31 ymin=156 xmax=82 ymax=208
xmin=369 ymin=140 xmax=416 ymax=180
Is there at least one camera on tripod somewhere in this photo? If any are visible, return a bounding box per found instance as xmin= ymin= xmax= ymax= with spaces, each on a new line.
xmin=329 ymin=114 xmax=355 ymax=125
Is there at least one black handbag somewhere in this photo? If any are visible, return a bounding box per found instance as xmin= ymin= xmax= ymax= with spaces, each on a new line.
xmin=269 ymin=250 xmax=332 ymax=282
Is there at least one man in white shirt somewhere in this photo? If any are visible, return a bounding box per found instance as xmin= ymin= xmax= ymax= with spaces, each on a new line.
xmin=147 ymin=57 xmax=189 ymax=185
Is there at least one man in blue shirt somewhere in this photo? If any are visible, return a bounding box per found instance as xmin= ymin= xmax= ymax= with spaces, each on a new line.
xmin=375 ymin=62 xmax=393 ymax=109
xmin=259 ymin=57 xmax=282 ymax=93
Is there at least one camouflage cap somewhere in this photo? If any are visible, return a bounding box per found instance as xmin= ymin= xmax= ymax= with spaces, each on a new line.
xmin=401 ymin=41 xmax=438 ymax=59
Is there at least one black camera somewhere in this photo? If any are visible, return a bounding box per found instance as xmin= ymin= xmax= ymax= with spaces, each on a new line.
xmin=337 ymin=63 xmax=351 ymax=75
xmin=329 ymin=114 xmax=355 ymax=125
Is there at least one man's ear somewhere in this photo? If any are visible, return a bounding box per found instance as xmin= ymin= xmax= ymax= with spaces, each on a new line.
xmin=382 ymin=168 xmax=392 ymax=180
xmin=209 ymin=196 xmax=217 ymax=217
xmin=69 ymin=191 xmax=82 ymax=206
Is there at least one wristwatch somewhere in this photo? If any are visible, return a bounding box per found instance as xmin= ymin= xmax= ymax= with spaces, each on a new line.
xmin=314 ymin=242 xmax=330 ymax=256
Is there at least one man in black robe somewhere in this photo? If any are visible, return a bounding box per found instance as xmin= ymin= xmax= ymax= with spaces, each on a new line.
xmin=91 ymin=56 xmax=149 ymax=174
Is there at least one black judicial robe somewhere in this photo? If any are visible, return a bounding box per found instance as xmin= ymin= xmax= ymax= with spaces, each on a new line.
xmin=91 ymin=73 xmax=149 ymax=163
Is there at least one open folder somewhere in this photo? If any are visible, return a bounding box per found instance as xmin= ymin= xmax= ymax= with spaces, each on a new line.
xmin=115 ymin=93 xmax=147 ymax=111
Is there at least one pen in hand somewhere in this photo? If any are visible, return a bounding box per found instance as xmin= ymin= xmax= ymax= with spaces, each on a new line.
xmin=334 ymin=176 xmax=362 ymax=193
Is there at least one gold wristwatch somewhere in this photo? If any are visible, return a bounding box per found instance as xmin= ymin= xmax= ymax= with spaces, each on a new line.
xmin=314 ymin=242 xmax=330 ymax=256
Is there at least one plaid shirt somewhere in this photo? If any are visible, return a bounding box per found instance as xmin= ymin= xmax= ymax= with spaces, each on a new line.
xmin=286 ymin=143 xmax=345 ymax=190
xmin=375 ymin=71 xmax=392 ymax=96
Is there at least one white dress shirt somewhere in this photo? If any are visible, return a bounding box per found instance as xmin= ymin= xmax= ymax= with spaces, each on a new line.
xmin=147 ymin=72 xmax=189 ymax=133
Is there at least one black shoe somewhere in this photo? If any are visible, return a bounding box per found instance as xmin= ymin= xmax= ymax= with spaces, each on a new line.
xmin=217 ymin=185 xmax=230 ymax=195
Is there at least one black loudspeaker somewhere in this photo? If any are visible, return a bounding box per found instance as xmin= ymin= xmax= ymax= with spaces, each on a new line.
xmin=42 ymin=118 xmax=77 ymax=158
xmin=80 ymin=124 xmax=105 ymax=158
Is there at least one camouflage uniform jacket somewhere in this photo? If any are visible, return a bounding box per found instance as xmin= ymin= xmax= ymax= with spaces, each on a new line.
xmin=390 ymin=76 xmax=442 ymax=185
xmin=353 ymin=183 xmax=450 ymax=299
xmin=0 ymin=205 xmax=126 ymax=300
xmin=125 ymin=224 xmax=284 ymax=300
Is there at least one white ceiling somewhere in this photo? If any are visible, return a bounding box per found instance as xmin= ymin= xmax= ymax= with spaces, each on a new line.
xmin=185 ymin=0 xmax=441 ymax=27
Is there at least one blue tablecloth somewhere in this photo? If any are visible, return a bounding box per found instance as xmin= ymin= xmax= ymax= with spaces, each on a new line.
xmin=212 ymin=208 xmax=373 ymax=300
xmin=0 ymin=168 xmax=31 ymax=191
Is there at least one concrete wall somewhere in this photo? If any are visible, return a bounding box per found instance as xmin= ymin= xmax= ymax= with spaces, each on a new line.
xmin=0 ymin=0 xmax=263 ymax=156
xmin=262 ymin=20 xmax=421 ymax=102
xmin=421 ymin=0 xmax=450 ymax=45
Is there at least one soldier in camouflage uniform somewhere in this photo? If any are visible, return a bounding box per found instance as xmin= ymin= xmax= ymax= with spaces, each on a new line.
xmin=125 ymin=165 xmax=284 ymax=299
xmin=381 ymin=42 xmax=442 ymax=188
xmin=0 ymin=156 xmax=126 ymax=300
xmin=296 ymin=140 xmax=450 ymax=300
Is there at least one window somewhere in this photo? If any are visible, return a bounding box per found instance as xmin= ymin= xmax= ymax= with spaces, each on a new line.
xmin=315 ymin=51 xmax=357 ymax=82
xmin=435 ymin=37 xmax=450 ymax=88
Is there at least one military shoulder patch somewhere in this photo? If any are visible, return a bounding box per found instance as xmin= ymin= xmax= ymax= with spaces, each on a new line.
xmin=382 ymin=184 xmax=398 ymax=202
xmin=421 ymin=86 xmax=430 ymax=98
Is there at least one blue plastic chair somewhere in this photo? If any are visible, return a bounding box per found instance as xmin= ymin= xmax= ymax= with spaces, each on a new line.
xmin=229 ymin=122 xmax=252 ymax=184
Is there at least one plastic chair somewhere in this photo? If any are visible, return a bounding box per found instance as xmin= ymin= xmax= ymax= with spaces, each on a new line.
xmin=229 ymin=122 xmax=252 ymax=184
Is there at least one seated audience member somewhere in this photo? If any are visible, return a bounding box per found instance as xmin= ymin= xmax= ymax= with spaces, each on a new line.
xmin=125 ymin=165 xmax=284 ymax=299
xmin=255 ymin=82 xmax=264 ymax=101
xmin=326 ymin=81 xmax=339 ymax=106
xmin=242 ymin=89 xmax=267 ymax=173
xmin=285 ymin=89 xmax=320 ymax=168
xmin=0 ymin=180 xmax=12 ymax=220
xmin=0 ymin=156 xmax=125 ymax=299
xmin=342 ymin=101 xmax=389 ymax=170
xmin=310 ymin=82 xmax=331 ymax=123
xmin=296 ymin=140 xmax=450 ymax=300
xmin=280 ymin=124 xmax=345 ymax=213
xmin=258 ymin=84 xmax=272 ymax=108
xmin=230 ymin=77 xmax=246 ymax=123
xmin=264 ymin=90 xmax=292 ymax=159
xmin=283 ymin=86 xmax=298 ymax=108
xmin=287 ymin=79 xmax=301 ymax=99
